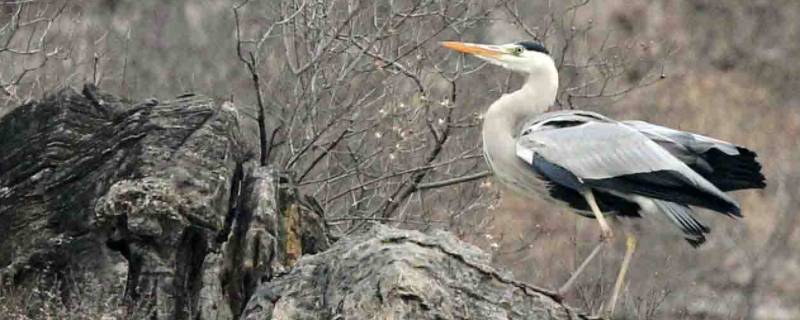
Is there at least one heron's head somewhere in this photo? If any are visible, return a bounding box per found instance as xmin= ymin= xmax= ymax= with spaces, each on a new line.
xmin=441 ymin=40 xmax=555 ymax=77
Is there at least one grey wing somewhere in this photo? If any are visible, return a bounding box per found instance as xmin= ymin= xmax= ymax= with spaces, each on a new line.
xmin=623 ymin=120 xmax=739 ymax=155
xmin=516 ymin=120 xmax=741 ymax=216
xmin=624 ymin=120 xmax=766 ymax=191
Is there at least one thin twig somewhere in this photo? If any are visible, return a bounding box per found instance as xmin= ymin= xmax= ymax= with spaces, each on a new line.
xmin=416 ymin=171 xmax=492 ymax=191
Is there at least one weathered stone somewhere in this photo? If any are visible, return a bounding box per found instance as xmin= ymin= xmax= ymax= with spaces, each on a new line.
xmin=241 ymin=224 xmax=595 ymax=320
xmin=198 ymin=252 xmax=234 ymax=320
xmin=0 ymin=85 xmax=243 ymax=319
xmin=219 ymin=163 xmax=332 ymax=317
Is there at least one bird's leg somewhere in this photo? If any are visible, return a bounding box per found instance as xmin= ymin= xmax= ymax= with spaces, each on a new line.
xmin=557 ymin=189 xmax=614 ymax=296
xmin=558 ymin=240 xmax=605 ymax=295
xmin=607 ymin=231 xmax=637 ymax=316
xmin=583 ymin=189 xmax=614 ymax=240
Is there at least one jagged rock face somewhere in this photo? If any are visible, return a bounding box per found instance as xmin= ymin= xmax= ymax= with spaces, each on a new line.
xmin=0 ymin=86 xmax=334 ymax=319
xmin=0 ymin=86 xmax=246 ymax=318
xmin=241 ymin=224 xmax=592 ymax=320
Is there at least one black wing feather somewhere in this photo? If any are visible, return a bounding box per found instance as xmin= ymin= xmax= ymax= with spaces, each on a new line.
xmin=585 ymin=170 xmax=742 ymax=217
xmin=530 ymin=154 xmax=641 ymax=217
xmin=692 ymin=147 xmax=766 ymax=191
xmin=652 ymin=199 xmax=710 ymax=247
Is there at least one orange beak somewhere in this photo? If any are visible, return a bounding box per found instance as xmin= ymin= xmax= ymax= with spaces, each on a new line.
xmin=441 ymin=41 xmax=503 ymax=58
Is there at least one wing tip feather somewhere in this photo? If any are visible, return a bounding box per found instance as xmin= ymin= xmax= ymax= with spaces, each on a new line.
xmin=686 ymin=236 xmax=706 ymax=248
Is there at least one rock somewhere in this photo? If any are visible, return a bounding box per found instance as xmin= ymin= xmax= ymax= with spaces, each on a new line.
xmin=0 ymin=85 xmax=246 ymax=318
xmin=241 ymin=224 xmax=593 ymax=320
xmin=198 ymin=252 xmax=234 ymax=320
xmin=218 ymin=163 xmax=328 ymax=317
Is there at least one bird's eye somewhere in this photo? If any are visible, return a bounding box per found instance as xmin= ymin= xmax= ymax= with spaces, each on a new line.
xmin=511 ymin=47 xmax=524 ymax=56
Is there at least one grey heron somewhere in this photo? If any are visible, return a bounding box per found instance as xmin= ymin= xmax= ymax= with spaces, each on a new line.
xmin=442 ymin=40 xmax=766 ymax=314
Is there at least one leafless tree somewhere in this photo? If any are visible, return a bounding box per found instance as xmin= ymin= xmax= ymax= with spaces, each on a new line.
xmin=0 ymin=1 xmax=68 ymax=108
xmin=231 ymin=0 xmax=668 ymax=241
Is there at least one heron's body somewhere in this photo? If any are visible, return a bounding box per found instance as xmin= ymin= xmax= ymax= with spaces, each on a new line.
xmin=442 ymin=39 xmax=766 ymax=315
xmin=497 ymin=108 xmax=764 ymax=244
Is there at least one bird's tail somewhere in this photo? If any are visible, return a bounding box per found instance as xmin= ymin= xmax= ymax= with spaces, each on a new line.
xmin=699 ymin=147 xmax=766 ymax=191
xmin=652 ymin=199 xmax=710 ymax=248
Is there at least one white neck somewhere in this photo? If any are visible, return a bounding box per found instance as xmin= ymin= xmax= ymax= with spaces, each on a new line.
xmin=481 ymin=64 xmax=558 ymax=188
xmin=484 ymin=66 xmax=559 ymax=136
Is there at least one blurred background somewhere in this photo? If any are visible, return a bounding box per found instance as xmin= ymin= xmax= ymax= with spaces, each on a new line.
xmin=1 ymin=0 xmax=798 ymax=318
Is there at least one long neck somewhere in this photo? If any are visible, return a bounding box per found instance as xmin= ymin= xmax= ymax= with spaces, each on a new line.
xmin=483 ymin=67 xmax=559 ymax=137
xmin=481 ymin=66 xmax=558 ymax=186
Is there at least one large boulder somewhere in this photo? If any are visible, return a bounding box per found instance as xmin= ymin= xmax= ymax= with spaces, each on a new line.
xmin=0 ymin=85 xmax=328 ymax=319
xmin=0 ymin=85 xmax=246 ymax=318
xmin=241 ymin=224 xmax=594 ymax=320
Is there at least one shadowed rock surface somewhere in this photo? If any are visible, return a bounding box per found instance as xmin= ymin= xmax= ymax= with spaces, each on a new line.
xmin=241 ymin=224 xmax=593 ymax=320
xmin=0 ymin=86 xmax=589 ymax=319
xmin=0 ymin=85 xmax=319 ymax=319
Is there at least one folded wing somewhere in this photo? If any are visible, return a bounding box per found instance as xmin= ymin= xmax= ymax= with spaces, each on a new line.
xmin=624 ymin=120 xmax=766 ymax=191
xmin=516 ymin=118 xmax=741 ymax=217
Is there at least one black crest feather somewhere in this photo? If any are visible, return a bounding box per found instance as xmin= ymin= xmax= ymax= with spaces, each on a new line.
xmin=517 ymin=41 xmax=549 ymax=55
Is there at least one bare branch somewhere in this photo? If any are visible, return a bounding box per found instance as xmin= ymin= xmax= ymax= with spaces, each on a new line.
xmin=416 ymin=170 xmax=491 ymax=191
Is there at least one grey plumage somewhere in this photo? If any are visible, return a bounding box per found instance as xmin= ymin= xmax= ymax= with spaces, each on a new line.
xmin=624 ymin=120 xmax=739 ymax=156
xmin=442 ymin=39 xmax=766 ymax=313
xmin=439 ymin=40 xmax=766 ymax=246
xmin=651 ymin=199 xmax=709 ymax=247
xmin=515 ymin=110 xmax=764 ymax=244
xmin=624 ymin=120 xmax=765 ymax=191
